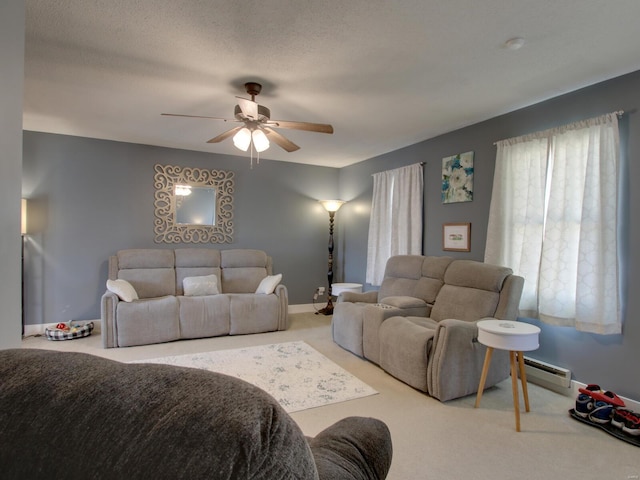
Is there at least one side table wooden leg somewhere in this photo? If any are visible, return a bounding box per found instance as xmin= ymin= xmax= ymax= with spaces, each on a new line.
xmin=517 ymin=351 xmax=530 ymax=412
xmin=475 ymin=347 xmax=493 ymax=408
xmin=510 ymin=351 xmax=521 ymax=432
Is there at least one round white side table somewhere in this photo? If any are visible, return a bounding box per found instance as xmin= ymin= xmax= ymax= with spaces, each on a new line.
xmin=331 ymin=283 xmax=363 ymax=296
xmin=474 ymin=319 xmax=541 ymax=432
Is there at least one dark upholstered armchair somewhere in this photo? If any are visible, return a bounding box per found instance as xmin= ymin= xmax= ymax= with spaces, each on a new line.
xmin=1 ymin=349 xmax=392 ymax=480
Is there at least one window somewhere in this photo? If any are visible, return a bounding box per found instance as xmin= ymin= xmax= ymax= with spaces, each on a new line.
xmin=485 ymin=113 xmax=621 ymax=334
xmin=366 ymin=163 xmax=423 ymax=286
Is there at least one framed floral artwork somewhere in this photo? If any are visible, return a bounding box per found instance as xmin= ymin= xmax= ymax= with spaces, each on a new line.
xmin=443 ymin=223 xmax=471 ymax=252
xmin=442 ymin=151 xmax=474 ymax=203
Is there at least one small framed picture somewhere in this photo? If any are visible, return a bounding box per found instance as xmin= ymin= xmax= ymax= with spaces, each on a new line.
xmin=442 ymin=223 xmax=471 ymax=252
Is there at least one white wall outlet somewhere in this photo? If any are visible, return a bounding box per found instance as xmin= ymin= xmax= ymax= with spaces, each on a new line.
xmin=318 ymin=287 xmax=325 ymax=295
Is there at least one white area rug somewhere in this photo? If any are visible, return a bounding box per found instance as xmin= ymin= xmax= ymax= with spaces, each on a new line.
xmin=131 ymin=341 xmax=377 ymax=413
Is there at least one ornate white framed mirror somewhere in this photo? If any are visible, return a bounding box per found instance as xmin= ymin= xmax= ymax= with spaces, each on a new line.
xmin=153 ymin=164 xmax=234 ymax=243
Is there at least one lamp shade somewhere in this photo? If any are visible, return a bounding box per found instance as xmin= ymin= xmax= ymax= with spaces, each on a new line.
xmin=319 ymin=200 xmax=345 ymax=212
xmin=21 ymin=199 xmax=27 ymax=235
xmin=252 ymin=129 xmax=270 ymax=152
xmin=232 ymin=127 xmax=252 ymax=151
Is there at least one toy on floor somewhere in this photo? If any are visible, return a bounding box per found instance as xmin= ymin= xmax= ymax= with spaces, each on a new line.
xmin=45 ymin=321 xmax=94 ymax=341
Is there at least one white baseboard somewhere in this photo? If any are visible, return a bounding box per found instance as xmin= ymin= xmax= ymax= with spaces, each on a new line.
xmin=288 ymin=303 xmax=318 ymax=314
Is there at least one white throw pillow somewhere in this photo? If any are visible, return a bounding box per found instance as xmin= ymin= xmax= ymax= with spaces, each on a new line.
xmin=255 ymin=274 xmax=282 ymax=295
xmin=106 ymin=279 xmax=139 ymax=302
xmin=183 ymin=274 xmax=220 ymax=296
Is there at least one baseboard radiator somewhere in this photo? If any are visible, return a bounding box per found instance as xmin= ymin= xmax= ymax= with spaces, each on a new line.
xmin=522 ymin=356 xmax=572 ymax=395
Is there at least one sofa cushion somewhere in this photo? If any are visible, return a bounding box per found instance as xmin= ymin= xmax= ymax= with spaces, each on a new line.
xmin=430 ymin=285 xmax=500 ymax=322
xmin=378 ymin=255 xmax=453 ymax=303
xmin=414 ymin=256 xmax=455 ymax=303
xmin=379 ymin=296 xmax=426 ymax=309
xmin=379 ymin=316 xmax=437 ymax=392
xmin=183 ymin=274 xmax=220 ymax=296
xmin=221 ymin=249 xmax=270 ymax=293
xmin=106 ymin=279 xmax=138 ymax=302
xmin=175 ymin=249 xmax=222 ymax=295
xmin=256 ymin=274 xmax=282 ymax=294
xmin=117 ymin=249 xmax=174 ymax=269
xmin=178 ymin=295 xmax=230 ymax=338
xmin=116 ymin=296 xmax=180 ymax=347
xmin=444 ymin=260 xmax=512 ymax=292
xmin=175 ymin=248 xmax=221 ymax=268
xmin=116 ymin=249 xmax=177 ymax=298
xmin=119 ymin=268 xmax=176 ymax=299
xmin=229 ymin=294 xmax=280 ymax=335
xmin=430 ymin=260 xmax=513 ymax=322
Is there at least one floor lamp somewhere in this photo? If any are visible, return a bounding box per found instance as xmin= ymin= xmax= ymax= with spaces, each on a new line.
xmin=21 ymin=199 xmax=27 ymax=336
xmin=317 ymin=200 xmax=345 ymax=315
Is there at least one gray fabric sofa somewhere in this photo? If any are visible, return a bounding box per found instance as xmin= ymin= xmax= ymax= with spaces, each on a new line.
xmin=101 ymin=248 xmax=288 ymax=348
xmin=0 ymin=349 xmax=393 ymax=480
xmin=332 ymin=255 xmax=524 ymax=401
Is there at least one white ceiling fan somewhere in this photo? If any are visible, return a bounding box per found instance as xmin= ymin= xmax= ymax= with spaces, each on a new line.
xmin=162 ymin=82 xmax=334 ymax=156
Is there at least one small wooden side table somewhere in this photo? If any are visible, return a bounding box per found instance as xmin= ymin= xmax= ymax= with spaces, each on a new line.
xmin=474 ymin=319 xmax=541 ymax=432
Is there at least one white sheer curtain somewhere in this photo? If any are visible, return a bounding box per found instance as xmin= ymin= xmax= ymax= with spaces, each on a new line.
xmin=366 ymin=163 xmax=423 ymax=286
xmin=485 ymin=113 xmax=621 ymax=334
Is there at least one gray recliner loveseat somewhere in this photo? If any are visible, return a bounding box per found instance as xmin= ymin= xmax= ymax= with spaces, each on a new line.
xmin=332 ymin=255 xmax=524 ymax=401
xmin=102 ymin=248 xmax=288 ymax=348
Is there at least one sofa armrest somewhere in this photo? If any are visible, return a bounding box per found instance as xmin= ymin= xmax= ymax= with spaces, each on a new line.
xmin=274 ymin=284 xmax=290 ymax=330
xmin=426 ymin=318 xmax=509 ymax=401
xmin=308 ymin=416 xmax=392 ymax=480
xmin=100 ymin=291 xmax=119 ymax=348
xmin=339 ymin=291 xmax=378 ymax=304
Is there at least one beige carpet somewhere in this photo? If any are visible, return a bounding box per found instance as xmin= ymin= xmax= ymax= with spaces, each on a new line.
xmin=22 ymin=313 xmax=640 ymax=480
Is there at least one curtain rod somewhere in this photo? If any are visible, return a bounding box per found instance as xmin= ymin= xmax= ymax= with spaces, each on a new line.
xmin=492 ymin=110 xmax=624 ymax=146
xmin=371 ymin=162 xmax=424 ymax=176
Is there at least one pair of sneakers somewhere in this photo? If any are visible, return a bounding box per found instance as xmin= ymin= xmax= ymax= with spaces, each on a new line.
xmin=575 ymin=384 xmax=620 ymax=424
xmin=575 ymin=384 xmax=639 ymax=437
xmin=611 ymin=408 xmax=640 ymax=437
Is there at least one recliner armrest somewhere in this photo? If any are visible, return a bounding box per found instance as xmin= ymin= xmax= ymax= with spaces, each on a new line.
xmin=426 ymin=318 xmax=509 ymax=401
xmin=339 ymin=291 xmax=378 ymax=304
xmin=100 ymin=291 xmax=119 ymax=348
xmin=274 ymin=284 xmax=289 ymax=330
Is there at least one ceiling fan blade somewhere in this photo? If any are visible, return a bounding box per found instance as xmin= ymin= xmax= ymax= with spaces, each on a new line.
xmin=206 ymin=126 xmax=244 ymax=143
xmin=161 ymin=113 xmax=236 ymax=122
xmin=263 ymin=127 xmax=300 ymax=152
xmin=235 ymin=97 xmax=259 ymax=120
xmin=267 ymin=120 xmax=334 ymax=134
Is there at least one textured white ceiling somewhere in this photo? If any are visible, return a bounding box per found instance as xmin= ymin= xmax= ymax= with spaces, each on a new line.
xmin=24 ymin=0 xmax=640 ymax=167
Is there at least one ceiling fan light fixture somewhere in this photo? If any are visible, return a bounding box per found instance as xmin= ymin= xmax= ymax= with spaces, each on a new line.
xmin=252 ymin=129 xmax=270 ymax=152
xmin=164 ymin=81 xmax=333 ymax=159
xmin=233 ymin=127 xmax=251 ymax=151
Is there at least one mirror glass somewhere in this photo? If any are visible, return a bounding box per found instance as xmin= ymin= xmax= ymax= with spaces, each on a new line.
xmin=175 ymin=185 xmax=217 ymax=225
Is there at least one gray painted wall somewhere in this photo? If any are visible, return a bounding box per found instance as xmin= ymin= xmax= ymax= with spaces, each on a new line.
xmin=0 ymin=0 xmax=25 ymax=349
xmin=339 ymin=70 xmax=640 ymax=401
xmin=22 ymin=133 xmax=340 ymax=325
